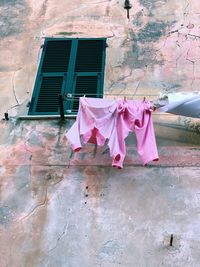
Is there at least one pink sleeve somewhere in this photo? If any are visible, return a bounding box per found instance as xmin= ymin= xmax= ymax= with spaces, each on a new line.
xmin=65 ymin=119 xmax=82 ymax=152
xmin=134 ymin=111 xmax=159 ymax=165
xmin=65 ymin=100 xmax=83 ymax=152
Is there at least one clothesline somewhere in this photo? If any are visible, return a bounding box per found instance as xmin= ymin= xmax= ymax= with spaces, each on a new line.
xmin=64 ymin=93 xmax=160 ymax=112
xmin=58 ymin=93 xmax=161 ymax=120
xmin=59 ymin=92 xmax=200 ymax=119
xmin=65 ymin=93 xmax=158 ymax=99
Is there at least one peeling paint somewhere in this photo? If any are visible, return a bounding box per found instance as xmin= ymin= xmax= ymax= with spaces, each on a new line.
xmin=132 ymin=11 xmax=144 ymax=27
xmin=127 ymin=21 xmax=174 ymax=68
xmin=136 ymin=21 xmax=171 ymax=43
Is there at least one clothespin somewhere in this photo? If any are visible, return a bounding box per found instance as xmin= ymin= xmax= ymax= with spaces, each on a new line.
xmin=143 ymin=96 xmax=146 ymax=102
xmin=124 ymin=96 xmax=127 ymax=102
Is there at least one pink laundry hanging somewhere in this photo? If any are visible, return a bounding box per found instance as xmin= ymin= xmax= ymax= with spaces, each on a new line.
xmin=65 ymin=97 xmax=159 ymax=168
xmin=112 ymin=99 xmax=159 ymax=168
xmin=66 ymin=97 xmax=121 ymax=162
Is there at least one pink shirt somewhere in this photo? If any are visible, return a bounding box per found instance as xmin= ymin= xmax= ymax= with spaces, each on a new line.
xmin=66 ymin=97 xmax=121 ymax=162
xmin=65 ymin=97 xmax=159 ymax=168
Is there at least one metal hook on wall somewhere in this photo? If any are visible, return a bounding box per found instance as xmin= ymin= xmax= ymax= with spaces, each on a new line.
xmin=124 ymin=0 xmax=132 ymax=19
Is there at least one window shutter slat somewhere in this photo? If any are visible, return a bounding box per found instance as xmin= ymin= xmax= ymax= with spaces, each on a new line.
xmin=75 ymin=40 xmax=104 ymax=72
xmin=29 ymin=39 xmax=71 ymax=115
xmin=35 ymin=76 xmax=63 ymax=112
xmin=71 ymin=39 xmax=105 ymax=112
xmin=41 ymin=40 xmax=72 ymax=73
xmin=72 ymin=76 xmax=98 ymax=111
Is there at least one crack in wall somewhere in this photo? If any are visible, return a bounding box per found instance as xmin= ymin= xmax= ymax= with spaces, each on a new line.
xmin=175 ymin=49 xmax=186 ymax=71
xmin=109 ymin=69 xmax=133 ymax=92
xmin=21 ymin=124 xmax=33 ymax=221
xmin=186 ymin=49 xmax=196 ymax=90
xmin=151 ymin=35 xmax=169 ymax=63
xmin=48 ymin=220 xmax=70 ymax=253
xmin=168 ymin=30 xmax=200 ymax=40
xmin=183 ymin=0 xmax=190 ymax=20
xmin=187 ymin=33 xmax=200 ymax=39
xmin=168 ymin=21 xmax=199 ymax=89
xmin=132 ymin=79 xmax=141 ymax=96
xmin=11 ymin=71 xmax=20 ymax=106
xmin=47 ymin=196 xmax=72 ymax=253
xmin=5 ymin=68 xmax=24 ymax=114
xmin=16 ymin=187 xmax=48 ymax=222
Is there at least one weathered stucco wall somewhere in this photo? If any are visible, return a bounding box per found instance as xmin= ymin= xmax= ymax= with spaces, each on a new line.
xmin=0 ymin=1 xmax=200 ymax=266
xmin=0 ymin=119 xmax=200 ymax=267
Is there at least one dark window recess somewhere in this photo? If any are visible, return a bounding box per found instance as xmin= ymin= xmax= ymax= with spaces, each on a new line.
xmin=41 ymin=40 xmax=72 ymax=73
xmin=72 ymin=76 xmax=98 ymax=111
xmin=35 ymin=76 xmax=63 ymax=112
xmin=75 ymin=40 xmax=103 ymax=72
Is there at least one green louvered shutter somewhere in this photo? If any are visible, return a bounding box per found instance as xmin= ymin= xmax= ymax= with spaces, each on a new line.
xmin=29 ymin=38 xmax=106 ymax=115
xmin=68 ymin=39 xmax=106 ymax=113
xmin=29 ymin=40 xmax=72 ymax=115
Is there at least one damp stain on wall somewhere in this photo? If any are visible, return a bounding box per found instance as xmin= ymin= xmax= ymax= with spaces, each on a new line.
xmin=127 ymin=21 xmax=174 ymax=68
xmin=132 ymin=11 xmax=144 ymax=27
xmin=0 ymin=0 xmax=29 ymax=37
xmin=139 ymin=0 xmax=167 ymax=9
xmin=135 ymin=21 xmax=171 ymax=43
